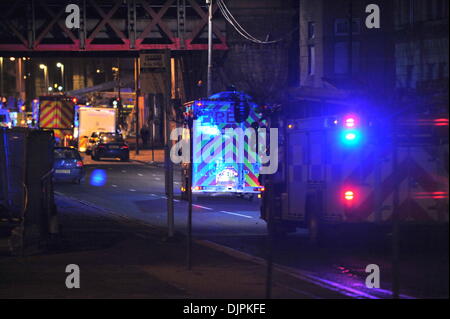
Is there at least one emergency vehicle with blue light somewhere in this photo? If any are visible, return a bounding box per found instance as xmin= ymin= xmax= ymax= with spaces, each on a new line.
xmin=181 ymin=91 xmax=265 ymax=200
xmin=261 ymin=101 xmax=449 ymax=241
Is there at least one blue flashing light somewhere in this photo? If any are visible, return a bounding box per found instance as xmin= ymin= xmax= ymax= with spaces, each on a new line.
xmin=199 ymin=125 xmax=221 ymax=135
xmin=345 ymin=132 xmax=357 ymax=140
xmin=341 ymin=130 xmax=360 ymax=146
xmin=90 ymin=169 xmax=107 ymax=187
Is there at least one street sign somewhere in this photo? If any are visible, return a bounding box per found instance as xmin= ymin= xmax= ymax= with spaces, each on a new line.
xmin=139 ymin=51 xmax=170 ymax=94
xmin=140 ymin=52 xmax=167 ymax=73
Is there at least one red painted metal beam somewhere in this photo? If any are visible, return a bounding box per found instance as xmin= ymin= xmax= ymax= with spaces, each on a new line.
xmin=0 ymin=0 xmax=228 ymax=52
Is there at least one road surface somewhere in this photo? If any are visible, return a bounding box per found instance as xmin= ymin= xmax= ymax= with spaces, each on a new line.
xmin=54 ymin=157 xmax=449 ymax=299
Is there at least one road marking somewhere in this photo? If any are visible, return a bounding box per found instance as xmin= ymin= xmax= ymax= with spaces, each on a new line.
xmin=111 ymin=185 xmax=118 ymax=188
xmin=174 ymin=199 xmax=180 ymax=202
xmin=154 ymin=177 xmax=161 ymax=181
xmin=129 ymin=189 xmax=136 ymax=192
xmin=138 ymin=173 xmax=143 ymax=176
xmin=192 ymin=204 xmax=213 ymax=211
xmin=121 ymin=170 xmax=127 ymax=173
xmin=220 ymin=211 xmax=253 ymax=219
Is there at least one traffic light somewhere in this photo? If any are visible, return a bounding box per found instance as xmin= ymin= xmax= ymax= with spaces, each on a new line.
xmin=110 ymin=97 xmax=122 ymax=108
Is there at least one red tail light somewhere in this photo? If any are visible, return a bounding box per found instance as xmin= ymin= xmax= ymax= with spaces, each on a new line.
xmin=121 ymin=145 xmax=129 ymax=149
xmin=343 ymin=115 xmax=358 ymax=128
xmin=344 ymin=190 xmax=355 ymax=201
xmin=76 ymin=161 xmax=83 ymax=167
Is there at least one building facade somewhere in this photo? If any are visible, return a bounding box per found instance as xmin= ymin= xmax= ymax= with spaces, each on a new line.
xmin=295 ymin=0 xmax=448 ymax=114
xmin=298 ymin=0 xmax=395 ymax=98
xmin=394 ymin=0 xmax=449 ymax=113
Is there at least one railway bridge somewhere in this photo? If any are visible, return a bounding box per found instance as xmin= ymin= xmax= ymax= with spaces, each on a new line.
xmin=0 ymin=0 xmax=227 ymax=53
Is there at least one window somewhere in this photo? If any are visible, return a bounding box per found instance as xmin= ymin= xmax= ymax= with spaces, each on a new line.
xmin=308 ymin=45 xmax=316 ymax=75
xmin=334 ymin=18 xmax=360 ymax=36
xmin=54 ymin=149 xmax=81 ymax=160
xmin=335 ymin=42 xmax=348 ymax=74
xmin=308 ymin=22 xmax=315 ymax=39
xmin=334 ymin=42 xmax=360 ymax=74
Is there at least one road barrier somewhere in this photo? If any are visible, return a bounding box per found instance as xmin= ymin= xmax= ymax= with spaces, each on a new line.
xmin=0 ymin=127 xmax=57 ymax=255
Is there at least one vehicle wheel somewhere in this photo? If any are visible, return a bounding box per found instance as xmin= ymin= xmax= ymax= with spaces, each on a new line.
xmin=120 ymin=157 xmax=129 ymax=162
xmin=73 ymin=178 xmax=81 ymax=184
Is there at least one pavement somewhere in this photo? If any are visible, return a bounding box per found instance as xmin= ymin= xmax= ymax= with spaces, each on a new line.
xmin=129 ymin=148 xmax=165 ymax=166
xmin=0 ymin=194 xmax=346 ymax=299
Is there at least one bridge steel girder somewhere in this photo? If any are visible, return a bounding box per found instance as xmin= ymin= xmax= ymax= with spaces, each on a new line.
xmin=0 ymin=0 xmax=227 ymax=52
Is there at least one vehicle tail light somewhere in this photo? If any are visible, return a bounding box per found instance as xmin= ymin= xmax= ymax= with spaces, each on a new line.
xmin=98 ymin=144 xmax=106 ymax=149
xmin=121 ymin=145 xmax=129 ymax=149
xmin=434 ymin=118 xmax=449 ymax=126
xmin=76 ymin=161 xmax=83 ymax=167
xmin=344 ymin=117 xmax=356 ymax=128
xmin=344 ymin=190 xmax=355 ymax=201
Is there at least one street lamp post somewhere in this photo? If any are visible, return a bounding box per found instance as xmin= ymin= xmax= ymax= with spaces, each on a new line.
xmin=39 ymin=64 xmax=48 ymax=94
xmin=206 ymin=0 xmax=213 ymax=97
xmin=0 ymin=57 xmax=4 ymax=95
xmin=56 ymin=62 xmax=64 ymax=91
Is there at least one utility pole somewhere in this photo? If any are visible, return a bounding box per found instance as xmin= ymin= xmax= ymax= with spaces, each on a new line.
xmin=0 ymin=57 xmax=4 ymax=96
xmin=134 ymin=57 xmax=140 ymax=155
xmin=206 ymin=0 xmax=213 ymax=97
xmin=187 ymin=118 xmax=193 ymax=270
xmin=392 ymin=117 xmax=400 ymax=299
xmin=163 ymin=51 xmax=175 ymax=240
xmin=348 ymin=0 xmax=353 ymax=78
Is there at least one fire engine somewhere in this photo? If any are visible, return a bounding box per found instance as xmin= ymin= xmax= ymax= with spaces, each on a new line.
xmin=180 ymin=91 xmax=265 ymax=200
xmin=261 ymin=99 xmax=449 ymax=241
xmin=38 ymin=95 xmax=76 ymax=147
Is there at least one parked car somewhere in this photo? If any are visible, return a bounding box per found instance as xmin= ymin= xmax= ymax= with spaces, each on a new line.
xmin=53 ymin=147 xmax=85 ymax=184
xmin=86 ymin=131 xmax=107 ymax=155
xmin=91 ymin=133 xmax=129 ymax=161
